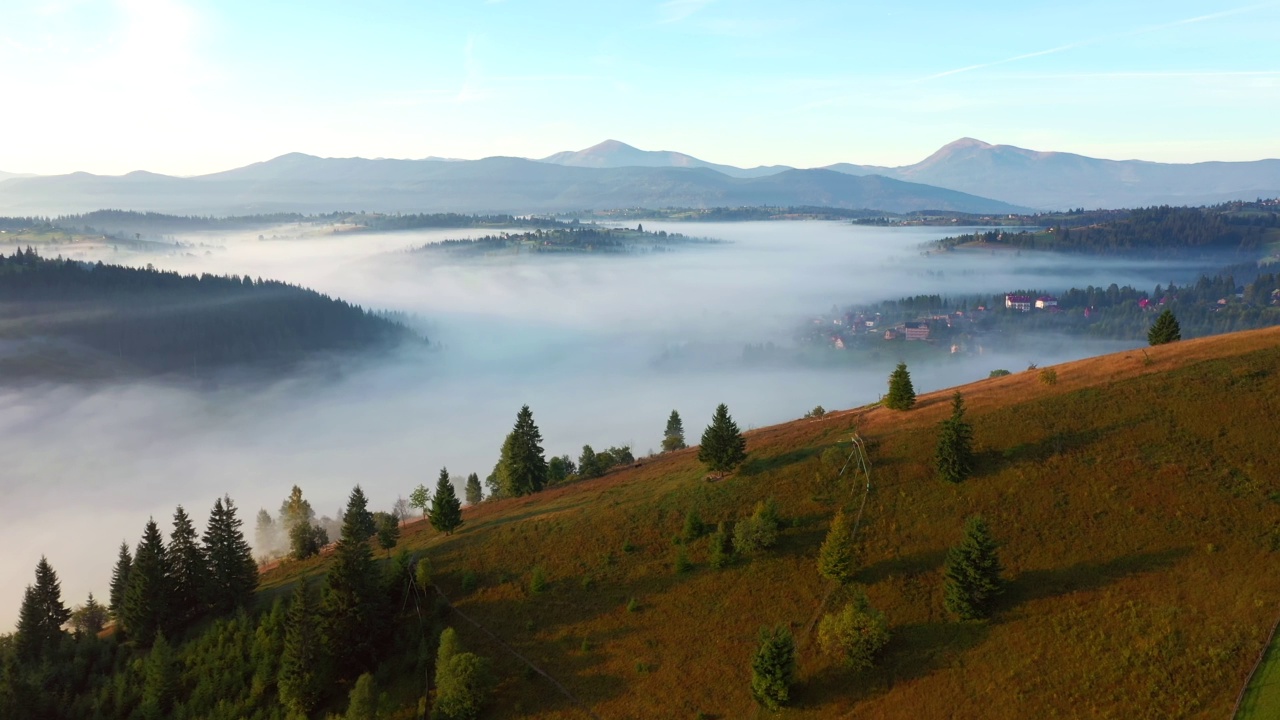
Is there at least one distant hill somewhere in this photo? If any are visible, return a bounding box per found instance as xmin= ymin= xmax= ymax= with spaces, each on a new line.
xmin=540 ymin=139 xmax=791 ymax=178
xmin=0 ymin=250 xmax=423 ymax=381
xmin=825 ymin=138 xmax=1280 ymax=210
xmin=0 ymin=154 xmax=1025 ymax=216
xmin=0 ymin=170 xmax=37 ymax=183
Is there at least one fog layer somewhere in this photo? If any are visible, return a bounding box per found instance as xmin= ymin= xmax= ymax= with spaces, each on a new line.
xmin=0 ymin=221 xmax=1209 ymax=625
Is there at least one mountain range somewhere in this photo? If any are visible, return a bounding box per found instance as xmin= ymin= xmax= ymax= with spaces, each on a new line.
xmin=3 ymin=138 xmax=1278 ymax=216
xmin=0 ymin=154 xmax=1023 ymax=217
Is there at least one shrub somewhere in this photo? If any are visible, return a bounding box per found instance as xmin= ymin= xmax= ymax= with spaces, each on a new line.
xmin=750 ymin=625 xmax=796 ymax=711
xmin=1039 ymin=368 xmax=1058 ymax=386
xmin=674 ymin=548 xmax=692 ymax=574
xmin=709 ymin=523 xmax=732 ymax=569
xmin=529 ymin=567 xmax=547 ymax=594
xmin=817 ymin=593 xmax=890 ymax=671
xmin=460 ymin=570 xmax=477 ymax=594
xmin=733 ymin=500 xmax=780 ymax=555
xmin=805 ymin=405 xmax=827 ymax=418
xmin=681 ymin=510 xmax=705 ymax=542
xmin=988 ymin=369 xmax=1011 ymax=378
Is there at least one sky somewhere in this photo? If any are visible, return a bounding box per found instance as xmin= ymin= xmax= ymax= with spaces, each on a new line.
xmin=2 ymin=0 xmax=1279 ymax=176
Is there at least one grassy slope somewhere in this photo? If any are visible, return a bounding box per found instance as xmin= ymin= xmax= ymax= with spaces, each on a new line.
xmin=264 ymin=326 xmax=1280 ymax=720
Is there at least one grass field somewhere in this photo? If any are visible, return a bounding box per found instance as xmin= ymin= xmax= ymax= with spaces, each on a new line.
xmin=1234 ymin=620 xmax=1280 ymax=719
xmin=263 ymin=326 xmax=1280 ymax=719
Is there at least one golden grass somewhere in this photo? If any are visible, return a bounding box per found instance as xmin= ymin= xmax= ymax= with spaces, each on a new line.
xmin=262 ymin=326 xmax=1280 ymax=719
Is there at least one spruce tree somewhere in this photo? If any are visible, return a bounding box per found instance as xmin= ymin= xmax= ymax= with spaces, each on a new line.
xmin=698 ymin=403 xmax=747 ymax=473
xmin=1148 ymin=308 xmax=1182 ymax=345
xmin=817 ymin=510 xmax=857 ymax=585
xmin=203 ymin=496 xmax=258 ymax=615
xmin=375 ymin=512 xmax=400 ymax=554
xmin=139 ymin=632 xmax=177 ymax=720
xmin=70 ymin=592 xmax=109 ymax=637
xmin=465 ymin=472 xmax=483 ymax=505
xmin=884 ymin=362 xmax=917 ymax=410
xmin=124 ymin=519 xmax=170 ymax=646
xmin=943 ymin=515 xmax=1005 ymax=620
xmin=322 ymin=485 xmax=386 ymax=679
xmin=343 ymin=485 xmax=377 ymax=541
xmin=279 ymin=579 xmax=325 ymax=717
xmin=750 ymin=624 xmax=796 ymax=711
xmin=108 ymin=541 xmax=132 ymax=622
xmin=14 ymin=557 xmax=72 ymax=660
xmin=495 ymin=405 xmax=549 ymax=497
xmin=168 ymin=505 xmax=209 ymax=625
xmin=935 ymin=392 xmax=975 ymax=484
xmin=662 ymin=410 xmax=687 ymax=452
xmin=429 ymin=467 xmax=464 ymax=535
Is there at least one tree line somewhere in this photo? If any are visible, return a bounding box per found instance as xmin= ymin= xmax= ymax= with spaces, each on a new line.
xmin=0 ymin=249 xmax=424 ymax=378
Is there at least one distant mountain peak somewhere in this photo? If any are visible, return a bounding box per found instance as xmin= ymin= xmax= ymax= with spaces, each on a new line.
xmin=942 ymin=137 xmax=993 ymax=151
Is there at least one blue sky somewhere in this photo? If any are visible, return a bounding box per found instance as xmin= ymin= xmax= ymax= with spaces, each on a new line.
xmin=3 ymin=0 xmax=1279 ymax=175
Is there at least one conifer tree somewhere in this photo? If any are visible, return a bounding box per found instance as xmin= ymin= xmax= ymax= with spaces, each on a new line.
xmin=254 ymin=509 xmax=280 ymax=559
xmin=750 ymin=624 xmax=796 ymax=711
xmin=817 ymin=510 xmax=857 ymax=585
xmin=374 ymin=512 xmax=400 ymax=555
xmin=698 ymin=403 xmax=747 ymax=472
xmin=943 ymin=515 xmax=1005 ymax=620
xmin=429 ymin=467 xmax=464 ymax=535
xmin=139 ymin=632 xmax=177 ymax=720
xmin=124 ymin=519 xmax=170 ymax=646
xmin=495 ymin=405 xmax=549 ymax=497
xmin=817 ymin=591 xmax=890 ymax=671
xmin=279 ymin=579 xmax=325 ymax=717
xmin=70 ymin=592 xmax=108 ymax=637
xmin=322 ymin=485 xmax=386 ymax=679
xmin=344 ymin=673 xmax=378 ymax=720
xmin=108 ymin=541 xmax=132 ymax=622
xmin=343 ymin=485 xmax=377 ymax=542
xmin=465 ymin=472 xmax=483 ymax=505
xmin=1148 ymin=308 xmax=1182 ymax=345
xmin=662 ymin=410 xmax=687 ymax=452
xmin=14 ymin=557 xmax=72 ymax=660
xmin=935 ymin=392 xmax=975 ymax=484
xmin=884 ymin=362 xmax=917 ymax=410
xmin=203 ymin=496 xmax=258 ymax=615
xmin=281 ymin=485 xmax=325 ymax=559
xmin=168 ymin=505 xmax=209 ymax=625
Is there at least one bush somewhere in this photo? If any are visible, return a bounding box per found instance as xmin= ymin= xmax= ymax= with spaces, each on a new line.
xmin=805 ymin=405 xmax=827 ymax=418
xmin=674 ymin=548 xmax=692 ymax=574
xmin=529 ymin=567 xmax=547 ymax=594
xmin=733 ymin=500 xmax=780 ymax=555
xmin=988 ymin=369 xmax=1011 ymax=378
xmin=460 ymin=570 xmax=477 ymax=594
xmin=681 ymin=510 xmax=705 ymax=542
xmin=817 ymin=593 xmax=890 ymax=671
xmin=1039 ymin=368 xmax=1058 ymax=385
xmin=709 ymin=523 xmax=732 ymax=569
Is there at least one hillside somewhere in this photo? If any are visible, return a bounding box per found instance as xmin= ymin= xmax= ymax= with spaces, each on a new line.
xmin=0 ymin=250 xmax=424 ymax=381
xmin=6 ymin=327 xmax=1279 ymax=719
xmin=0 ymin=154 xmax=1025 ymax=217
xmin=258 ymin=326 xmax=1279 ymax=718
xmin=540 ymin=139 xmax=791 ymax=178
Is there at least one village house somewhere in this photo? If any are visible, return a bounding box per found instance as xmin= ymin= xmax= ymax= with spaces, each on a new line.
xmin=903 ymin=321 xmax=930 ymax=341
xmin=1005 ymin=294 xmax=1033 ymax=311
xmin=1035 ymin=295 xmax=1058 ymax=309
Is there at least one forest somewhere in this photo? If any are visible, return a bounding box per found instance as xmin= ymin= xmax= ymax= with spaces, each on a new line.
xmin=408 ymin=225 xmax=704 ymax=256
xmin=931 ymin=203 xmax=1280 ymax=256
xmin=0 ymin=250 xmax=423 ymax=379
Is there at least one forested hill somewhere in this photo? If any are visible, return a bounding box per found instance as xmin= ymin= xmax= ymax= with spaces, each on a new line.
xmin=934 ymin=203 xmax=1280 ymax=256
xmin=0 ymin=250 xmax=423 ymax=380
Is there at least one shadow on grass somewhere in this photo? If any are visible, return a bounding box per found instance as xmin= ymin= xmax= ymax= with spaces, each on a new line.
xmin=739 ymin=447 xmax=823 ymax=477
xmin=857 ymin=548 xmax=948 ymax=586
xmin=794 ymin=620 xmax=990 ymax=709
xmin=1006 ymin=547 xmax=1192 ymax=606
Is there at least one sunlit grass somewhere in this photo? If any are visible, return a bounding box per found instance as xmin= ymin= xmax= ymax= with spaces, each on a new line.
xmin=262 ymin=326 xmax=1280 ymax=718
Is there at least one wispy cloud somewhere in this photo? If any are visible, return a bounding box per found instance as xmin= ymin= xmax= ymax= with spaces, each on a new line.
xmin=659 ymin=0 xmax=714 ymax=24
xmin=914 ymin=2 xmax=1280 ymax=83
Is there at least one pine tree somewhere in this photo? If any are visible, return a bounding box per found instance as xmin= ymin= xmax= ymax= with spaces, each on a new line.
xmin=935 ymin=392 xmax=975 ymax=484
xmin=698 ymin=403 xmax=747 ymax=473
xmin=465 ymin=472 xmax=483 ymax=505
xmin=124 ymin=519 xmax=170 ymax=646
xmin=139 ymin=632 xmax=177 ymax=720
xmin=343 ymin=485 xmax=377 ymax=542
xmin=279 ymin=579 xmax=325 ymax=717
xmin=203 ymin=496 xmax=258 ymax=615
xmin=344 ymin=673 xmax=378 ymax=720
xmin=884 ymin=362 xmax=917 ymax=410
xmin=943 ymin=515 xmax=1005 ymax=620
xmin=429 ymin=467 xmax=464 ymax=535
xmin=108 ymin=541 xmax=132 ymax=622
xmin=168 ymin=505 xmax=209 ymax=625
xmin=661 ymin=410 xmax=687 ymax=452
xmin=14 ymin=556 xmax=72 ymax=660
xmin=750 ymin=624 xmax=796 ymax=711
xmin=1148 ymin=308 xmax=1182 ymax=345
xmin=495 ymin=405 xmax=549 ymax=497
xmin=322 ymin=486 xmax=386 ymax=679
xmin=817 ymin=510 xmax=857 ymax=585
xmin=374 ymin=512 xmax=400 ymax=554
xmin=70 ymin=592 xmax=109 ymax=637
